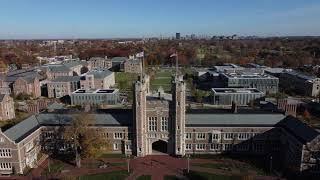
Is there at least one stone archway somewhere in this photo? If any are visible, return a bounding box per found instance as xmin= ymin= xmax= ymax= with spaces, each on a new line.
xmin=152 ymin=140 xmax=168 ymax=154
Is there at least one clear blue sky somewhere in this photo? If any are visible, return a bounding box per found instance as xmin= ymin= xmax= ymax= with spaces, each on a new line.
xmin=0 ymin=0 xmax=319 ymax=39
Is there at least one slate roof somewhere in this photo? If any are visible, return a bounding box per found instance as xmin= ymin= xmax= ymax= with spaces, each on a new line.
xmin=51 ymin=76 xmax=81 ymax=82
xmin=3 ymin=111 xmax=133 ymax=143
xmin=186 ymin=113 xmax=285 ymax=127
xmin=276 ymin=116 xmax=319 ymax=143
xmin=111 ymin=57 xmax=128 ymax=62
xmin=47 ymin=65 xmax=71 ymax=72
xmin=86 ymin=69 xmax=113 ymax=79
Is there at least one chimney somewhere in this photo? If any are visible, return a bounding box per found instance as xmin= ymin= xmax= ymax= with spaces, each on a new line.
xmin=232 ymin=101 xmax=238 ymax=113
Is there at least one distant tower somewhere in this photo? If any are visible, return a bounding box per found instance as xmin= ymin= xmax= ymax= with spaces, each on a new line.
xmin=133 ymin=75 xmax=149 ymax=157
xmin=176 ymin=33 xmax=181 ymax=40
xmin=171 ymin=75 xmax=186 ymax=156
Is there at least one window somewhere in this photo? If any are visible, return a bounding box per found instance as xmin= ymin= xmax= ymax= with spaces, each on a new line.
xmin=236 ymin=144 xmax=249 ymax=151
xmin=197 ymin=133 xmax=206 ymax=140
xmin=254 ymin=144 xmax=264 ymax=153
xmin=212 ymin=134 xmax=220 ymax=140
xmin=196 ymin=144 xmax=206 ymax=150
xmin=185 ymin=133 xmax=192 ymax=140
xmin=125 ymin=144 xmax=132 ymax=150
xmin=238 ymin=133 xmax=250 ymax=140
xmin=210 ymin=144 xmax=220 ymax=150
xmin=0 ymin=137 xmax=4 ymax=143
xmin=224 ymin=144 xmax=233 ymax=151
xmin=185 ymin=144 xmax=192 ymax=150
xmin=148 ymin=117 xmax=157 ymax=131
xmin=224 ymin=133 xmax=234 ymax=140
xmin=161 ymin=117 xmax=168 ymax=131
xmin=0 ymin=149 xmax=11 ymax=157
xmin=0 ymin=163 xmax=12 ymax=170
xmin=113 ymin=144 xmax=119 ymax=150
xmin=114 ymin=133 xmax=123 ymax=139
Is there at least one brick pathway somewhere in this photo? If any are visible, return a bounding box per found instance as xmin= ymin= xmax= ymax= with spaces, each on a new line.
xmin=127 ymin=155 xmax=186 ymax=180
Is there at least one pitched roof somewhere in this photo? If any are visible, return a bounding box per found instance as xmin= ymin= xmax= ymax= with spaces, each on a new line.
xmin=3 ymin=111 xmax=133 ymax=143
xmin=47 ymin=65 xmax=71 ymax=72
xmin=86 ymin=69 xmax=113 ymax=79
xmin=51 ymin=76 xmax=81 ymax=82
xmin=276 ymin=116 xmax=319 ymax=143
xmin=186 ymin=113 xmax=285 ymax=127
xmin=111 ymin=57 xmax=128 ymax=62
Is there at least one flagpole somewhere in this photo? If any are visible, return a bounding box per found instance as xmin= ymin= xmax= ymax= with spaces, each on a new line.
xmin=176 ymin=51 xmax=178 ymax=76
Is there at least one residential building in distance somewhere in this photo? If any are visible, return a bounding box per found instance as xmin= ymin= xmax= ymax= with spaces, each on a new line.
xmin=0 ymin=74 xmax=319 ymax=176
xmin=88 ymin=57 xmax=112 ymax=70
xmin=45 ymin=65 xmax=73 ymax=80
xmin=0 ymin=94 xmax=15 ymax=121
xmin=220 ymin=72 xmax=279 ymax=94
xmin=80 ymin=69 xmax=115 ymax=90
xmin=70 ymin=89 xmax=120 ymax=106
xmin=123 ymin=58 xmax=142 ymax=73
xmin=13 ymin=76 xmax=41 ymax=98
xmin=211 ymin=88 xmax=264 ymax=106
xmin=47 ymin=76 xmax=80 ymax=98
xmin=0 ymin=77 xmax=11 ymax=94
xmin=44 ymin=59 xmax=86 ymax=80
xmin=110 ymin=57 xmax=128 ymax=71
xmin=279 ymin=70 xmax=320 ymax=97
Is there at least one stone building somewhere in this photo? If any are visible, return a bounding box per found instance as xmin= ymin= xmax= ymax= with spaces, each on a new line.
xmin=0 ymin=74 xmax=319 ymax=176
xmin=80 ymin=69 xmax=115 ymax=90
xmin=13 ymin=76 xmax=41 ymax=98
xmin=124 ymin=59 xmax=142 ymax=73
xmin=88 ymin=57 xmax=112 ymax=70
xmin=220 ymin=72 xmax=279 ymax=94
xmin=0 ymin=94 xmax=15 ymax=121
xmin=280 ymin=70 xmax=320 ymax=97
xmin=47 ymin=76 xmax=80 ymax=98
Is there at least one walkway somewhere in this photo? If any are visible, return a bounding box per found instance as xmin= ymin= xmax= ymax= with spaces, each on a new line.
xmin=127 ymin=155 xmax=186 ymax=180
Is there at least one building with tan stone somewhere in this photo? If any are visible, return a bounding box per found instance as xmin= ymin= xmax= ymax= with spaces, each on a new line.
xmin=0 ymin=94 xmax=15 ymax=121
xmin=0 ymin=74 xmax=319 ymax=176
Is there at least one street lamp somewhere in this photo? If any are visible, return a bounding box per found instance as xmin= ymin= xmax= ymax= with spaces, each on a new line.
xmin=126 ymin=154 xmax=131 ymax=173
xmin=186 ymin=154 xmax=190 ymax=173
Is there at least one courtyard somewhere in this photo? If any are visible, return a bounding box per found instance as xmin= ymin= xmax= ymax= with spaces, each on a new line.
xmin=0 ymin=154 xmax=282 ymax=180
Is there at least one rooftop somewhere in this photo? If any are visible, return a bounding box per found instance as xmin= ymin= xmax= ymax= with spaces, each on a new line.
xmin=212 ymin=88 xmax=263 ymax=94
xmin=222 ymin=72 xmax=277 ymax=79
xmin=51 ymin=76 xmax=81 ymax=82
xmin=285 ymin=70 xmax=318 ymax=81
xmin=72 ymin=89 xmax=118 ymax=94
xmin=85 ymin=69 xmax=113 ymax=79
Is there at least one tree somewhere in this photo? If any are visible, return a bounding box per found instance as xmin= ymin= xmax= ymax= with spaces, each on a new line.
xmin=63 ymin=113 xmax=110 ymax=167
xmin=303 ymin=109 xmax=311 ymax=123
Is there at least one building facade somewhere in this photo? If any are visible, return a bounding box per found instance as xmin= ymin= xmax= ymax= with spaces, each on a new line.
xmin=220 ymin=72 xmax=279 ymax=94
xmin=80 ymin=69 xmax=115 ymax=90
xmin=211 ymin=88 xmax=264 ymax=106
xmin=0 ymin=94 xmax=15 ymax=121
xmin=124 ymin=59 xmax=142 ymax=73
xmin=47 ymin=76 xmax=80 ymax=98
xmin=70 ymin=89 xmax=120 ymax=106
xmin=0 ymin=74 xmax=319 ymax=176
xmin=13 ymin=76 xmax=41 ymax=98
xmin=280 ymin=71 xmax=320 ymax=97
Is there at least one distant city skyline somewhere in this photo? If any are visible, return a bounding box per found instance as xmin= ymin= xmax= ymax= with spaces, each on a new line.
xmin=0 ymin=0 xmax=320 ymax=39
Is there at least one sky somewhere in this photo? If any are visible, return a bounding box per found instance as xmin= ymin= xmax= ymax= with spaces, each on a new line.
xmin=0 ymin=0 xmax=320 ymax=39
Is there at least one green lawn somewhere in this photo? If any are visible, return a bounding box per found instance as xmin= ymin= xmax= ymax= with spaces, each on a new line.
xmin=150 ymin=70 xmax=173 ymax=92
xmin=98 ymin=153 xmax=126 ymax=159
xmin=42 ymin=161 xmax=65 ymax=175
xmin=163 ymin=175 xmax=180 ymax=180
xmin=115 ymin=72 xmax=139 ymax=91
xmin=78 ymin=170 xmax=129 ymax=180
xmin=136 ymin=175 xmax=152 ymax=180
xmin=185 ymin=171 xmax=241 ymax=180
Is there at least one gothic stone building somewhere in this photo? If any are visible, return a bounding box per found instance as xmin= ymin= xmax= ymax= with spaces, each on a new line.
xmin=0 ymin=75 xmax=319 ymax=175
